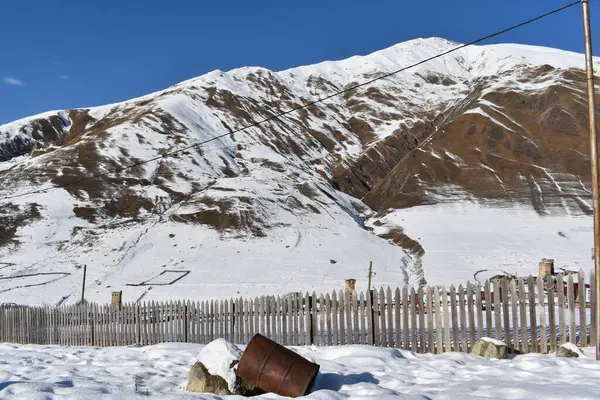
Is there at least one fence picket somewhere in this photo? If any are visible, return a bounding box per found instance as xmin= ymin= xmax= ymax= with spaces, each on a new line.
xmin=418 ymin=287 xmax=426 ymax=353
xmin=410 ymin=287 xmax=417 ymax=352
xmin=547 ymin=282 xmax=556 ymax=353
xmin=458 ymin=285 xmax=467 ymax=353
xmin=501 ymin=279 xmax=510 ymax=346
xmin=442 ymin=287 xmax=450 ymax=352
xmin=386 ymin=288 xmax=394 ymax=347
xmin=449 ymin=286 xmax=459 ymax=351
xmin=567 ymin=274 xmax=576 ymax=345
xmin=339 ymin=290 xmax=346 ymax=345
xmin=467 ymin=283 xmax=475 ymax=351
xmin=394 ymin=288 xmax=401 ymax=348
xmin=325 ymin=294 xmax=332 ymax=346
xmin=434 ymin=288 xmax=443 ymax=354
xmin=578 ymin=270 xmax=587 ymax=347
xmin=475 ymin=283 xmax=483 ymax=340
xmin=510 ymin=279 xmax=519 ymax=352
xmin=378 ymin=288 xmax=386 ymax=347
xmin=318 ymin=293 xmax=325 ymax=346
xmin=360 ymin=291 xmax=367 ymax=345
xmin=557 ymin=273 xmax=566 ymax=345
xmin=352 ymin=291 xmax=359 ymax=345
xmin=518 ymin=278 xmax=528 ymax=353
xmin=426 ymin=287 xmax=435 ymax=353
xmin=347 ymin=290 xmax=354 ymax=346
xmin=402 ymin=286 xmax=409 ymax=349
xmin=331 ymin=291 xmax=338 ymax=346
xmin=527 ymin=276 xmax=538 ymax=352
xmin=311 ymin=292 xmax=317 ymax=345
xmin=366 ymin=290 xmax=374 ymax=346
xmin=493 ymin=280 xmax=501 ymax=340
xmin=537 ymin=276 xmax=547 ymax=354
xmin=305 ymin=293 xmax=311 ymax=345
xmin=484 ymin=280 xmax=492 ymax=338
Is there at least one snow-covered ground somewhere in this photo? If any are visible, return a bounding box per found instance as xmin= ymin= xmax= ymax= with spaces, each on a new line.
xmin=0 ymin=342 xmax=599 ymax=399
xmin=369 ymin=202 xmax=593 ymax=285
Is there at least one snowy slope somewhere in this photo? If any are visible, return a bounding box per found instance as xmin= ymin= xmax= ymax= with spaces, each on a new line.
xmin=0 ymin=37 xmax=596 ymax=305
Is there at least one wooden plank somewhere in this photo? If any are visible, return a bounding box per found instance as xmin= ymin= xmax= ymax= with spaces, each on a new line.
xmin=510 ymin=279 xmax=519 ymax=352
xmin=426 ymin=287 xmax=434 ymax=353
xmin=434 ymin=288 xmax=443 ymax=354
xmin=418 ymin=287 xmax=426 ymax=353
xmin=501 ymin=279 xmax=510 ymax=346
xmin=371 ymin=289 xmax=379 ymax=346
xmin=305 ymin=293 xmax=311 ymax=346
xmin=402 ymin=286 xmax=409 ymax=350
xmin=298 ymin=294 xmax=305 ymax=346
xmin=458 ymin=285 xmax=467 ymax=353
xmin=331 ymin=291 xmax=338 ymax=345
xmin=394 ymin=288 xmax=401 ymax=348
xmin=347 ymin=290 xmax=354 ymax=345
xmin=528 ymin=276 xmax=538 ymax=352
xmin=493 ymin=280 xmax=502 ymax=340
xmin=537 ymin=275 xmax=548 ymax=354
xmin=475 ymin=283 xmax=483 ymax=340
xmin=518 ymin=278 xmax=528 ymax=353
xmin=484 ymin=280 xmax=492 ymax=338
xmin=467 ymin=283 xmax=475 ymax=351
xmin=547 ymin=282 xmax=557 ymax=353
xmin=339 ymin=290 xmax=346 ymax=345
xmin=378 ymin=287 xmax=386 ymax=347
xmin=359 ymin=291 xmax=367 ymax=345
xmin=591 ymin=268 xmax=596 ymax=352
xmin=578 ymin=270 xmax=588 ymax=347
xmin=442 ymin=287 xmax=451 ymax=352
xmin=276 ymin=295 xmax=282 ymax=343
xmin=366 ymin=290 xmax=374 ymax=346
xmin=567 ymin=274 xmax=576 ymax=345
xmin=410 ymin=287 xmax=417 ymax=351
xmin=325 ymin=294 xmax=332 ymax=346
xmin=557 ymin=273 xmax=566 ymax=345
xmin=449 ymin=286 xmax=459 ymax=351
xmin=311 ymin=292 xmax=317 ymax=345
xmin=318 ymin=293 xmax=325 ymax=346
xmin=386 ymin=287 xmax=394 ymax=347
xmin=352 ymin=291 xmax=359 ymax=345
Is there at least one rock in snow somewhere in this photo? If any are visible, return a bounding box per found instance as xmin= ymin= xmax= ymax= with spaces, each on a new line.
xmin=470 ymin=337 xmax=508 ymax=359
xmin=186 ymin=361 xmax=231 ymax=395
xmin=195 ymin=338 xmax=242 ymax=392
xmin=556 ymin=342 xmax=584 ymax=358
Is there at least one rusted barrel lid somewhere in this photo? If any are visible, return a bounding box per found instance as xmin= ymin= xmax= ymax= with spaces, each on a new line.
xmin=237 ymin=334 xmax=320 ymax=397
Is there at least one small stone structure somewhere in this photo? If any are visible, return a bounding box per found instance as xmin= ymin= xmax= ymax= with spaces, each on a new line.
xmin=111 ymin=291 xmax=122 ymax=309
xmin=556 ymin=343 xmax=583 ymax=358
xmin=345 ymin=279 xmax=356 ymax=295
xmin=539 ymin=258 xmax=555 ymax=277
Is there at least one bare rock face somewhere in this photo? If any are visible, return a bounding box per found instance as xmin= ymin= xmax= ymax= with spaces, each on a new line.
xmin=186 ymin=361 xmax=231 ymax=395
xmin=470 ymin=337 xmax=508 ymax=359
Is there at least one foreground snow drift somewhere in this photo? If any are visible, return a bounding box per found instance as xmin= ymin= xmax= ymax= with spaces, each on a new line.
xmin=0 ymin=342 xmax=599 ymax=399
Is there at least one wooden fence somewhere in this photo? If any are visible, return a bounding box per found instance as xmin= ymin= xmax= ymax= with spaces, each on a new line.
xmin=0 ymin=270 xmax=596 ymax=354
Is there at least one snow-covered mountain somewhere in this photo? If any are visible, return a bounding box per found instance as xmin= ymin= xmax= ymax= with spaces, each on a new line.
xmin=0 ymin=37 xmax=595 ymax=305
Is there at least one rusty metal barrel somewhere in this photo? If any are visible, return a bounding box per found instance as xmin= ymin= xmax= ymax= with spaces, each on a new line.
xmin=237 ymin=334 xmax=320 ymax=397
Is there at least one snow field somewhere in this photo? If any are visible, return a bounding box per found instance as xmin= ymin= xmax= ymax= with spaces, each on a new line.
xmin=0 ymin=342 xmax=600 ymax=399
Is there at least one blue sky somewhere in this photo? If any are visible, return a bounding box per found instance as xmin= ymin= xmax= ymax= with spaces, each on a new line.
xmin=0 ymin=0 xmax=596 ymax=124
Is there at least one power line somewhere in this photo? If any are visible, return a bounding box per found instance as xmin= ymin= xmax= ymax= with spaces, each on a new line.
xmin=0 ymin=0 xmax=580 ymax=202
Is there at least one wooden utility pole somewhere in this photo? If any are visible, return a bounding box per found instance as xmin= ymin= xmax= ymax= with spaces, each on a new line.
xmin=581 ymin=0 xmax=600 ymax=360
xmin=81 ymin=265 xmax=87 ymax=304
